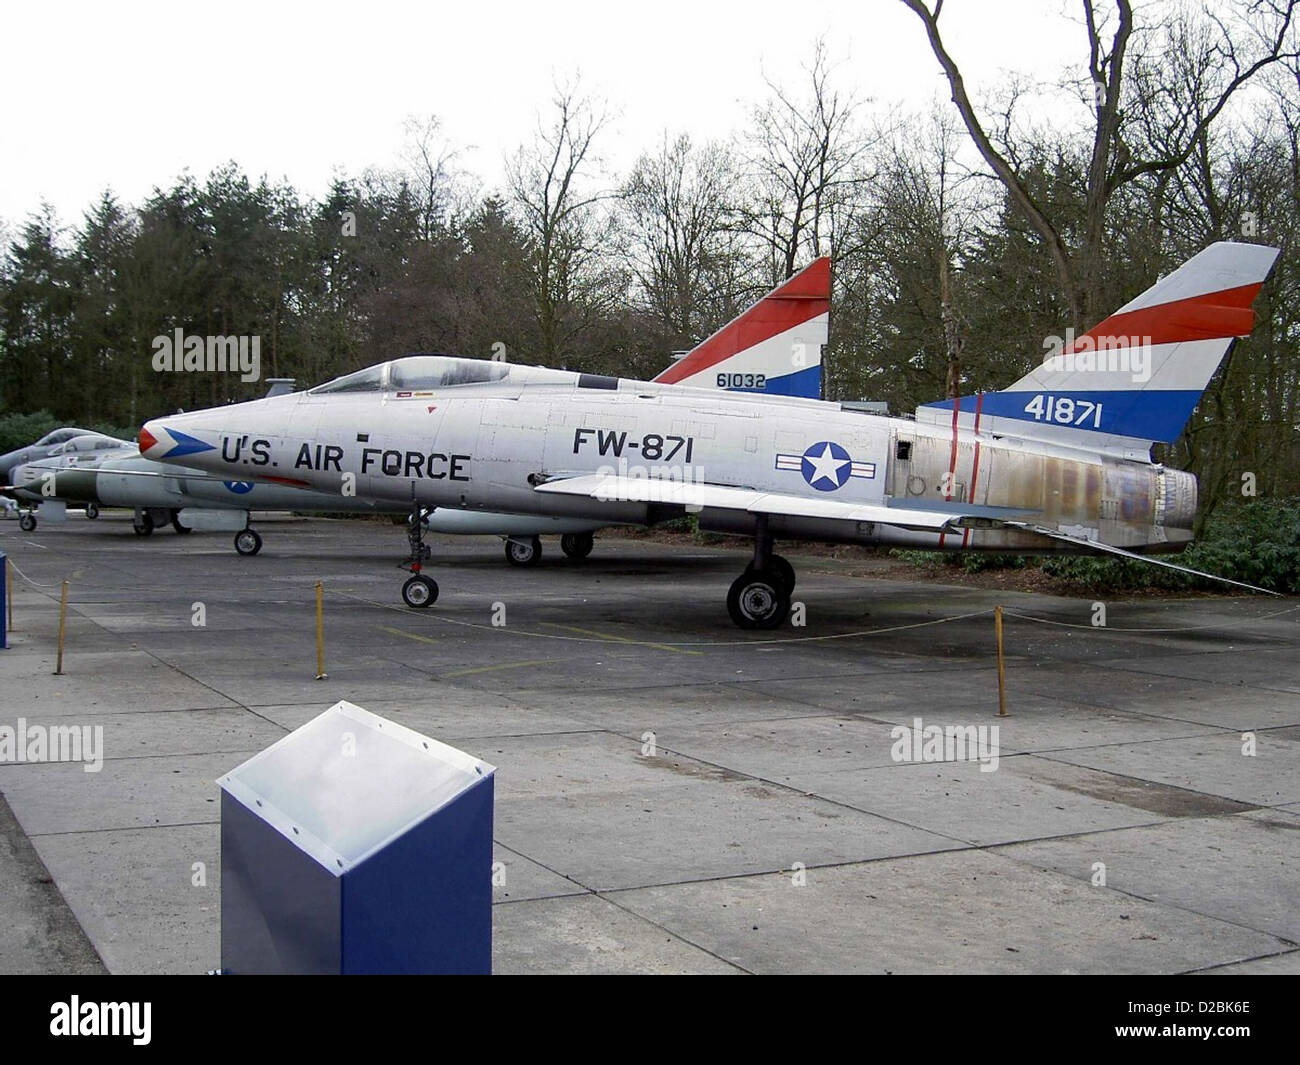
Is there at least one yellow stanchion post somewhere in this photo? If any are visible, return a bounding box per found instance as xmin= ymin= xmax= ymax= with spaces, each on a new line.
xmin=6 ymin=557 xmax=11 ymax=639
xmin=55 ymin=578 xmax=69 ymax=675
xmin=315 ymin=580 xmax=327 ymax=680
xmin=995 ymin=605 xmax=1007 ymax=717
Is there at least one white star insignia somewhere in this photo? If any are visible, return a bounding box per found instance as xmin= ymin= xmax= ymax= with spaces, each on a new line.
xmin=806 ymin=443 xmax=849 ymax=487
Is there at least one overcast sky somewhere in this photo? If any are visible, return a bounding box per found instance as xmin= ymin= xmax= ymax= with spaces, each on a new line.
xmin=1 ymin=0 xmax=1090 ymax=228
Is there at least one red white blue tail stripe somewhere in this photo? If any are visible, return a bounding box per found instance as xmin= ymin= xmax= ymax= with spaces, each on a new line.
xmin=920 ymin=242 xmax=1279 ymax=452
xmin=654 ymin=258 xmax=829 ymax=399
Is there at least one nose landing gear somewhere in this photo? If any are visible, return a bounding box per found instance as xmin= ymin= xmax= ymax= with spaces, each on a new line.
xmin=400 ymin=503 xmax=438 ymax=608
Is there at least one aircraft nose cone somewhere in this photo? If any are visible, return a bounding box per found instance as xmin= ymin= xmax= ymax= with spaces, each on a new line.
xmin=138 ymin=426 xmax=159 ymax=455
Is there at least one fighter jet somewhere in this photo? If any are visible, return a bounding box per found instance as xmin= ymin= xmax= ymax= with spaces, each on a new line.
xmin=3 ymin=432 xmax=137 ymax=527
xmin=401 ymin=255 xmax=830 ymax=565
xmin=0 ymin=427 xmax=129 ymax=483
xmin=11 ymin=260 xmax=831 ymax=563
xmin=142 ymin=243 xmax=1275 ymax=627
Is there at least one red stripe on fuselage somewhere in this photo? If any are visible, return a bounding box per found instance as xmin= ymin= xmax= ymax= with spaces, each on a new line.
xmin=938 ymin=392 xmax=962 ymax=550
xmin=962 ymin=392 xmax=984 ymax=549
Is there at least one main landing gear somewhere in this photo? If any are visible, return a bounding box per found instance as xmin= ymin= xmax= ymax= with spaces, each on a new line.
xmin=400 ymin=504 xmax=438 ymax=609
xmin=726 ymin=516 xmax=796 ymax=629
xmin=504 ymin=535 xmax=542 ymax=567
xmin=561 ymin=532 xmax=594 ymax=559
xmin=505 ymin=532 xmax=595 ymax=565
xmin=233 ymin=511 xmax=262 ymax=555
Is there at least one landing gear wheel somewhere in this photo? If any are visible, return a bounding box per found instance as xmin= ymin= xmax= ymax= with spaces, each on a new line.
xmin=234 ymin=528 xmax=262 ymax=556
xmin=19 ymin=512 xmax=36 ymax=532
xmin=561 ymin=532 xmax=594 ymax=559
xmin=84 ymin=503 xmax=99 ymax=520
xmin=505 ymin=535 xmax=542 ymax=567
xmin=132 ymin=513 xmax=154 ymax=537
xmin=767 ymin=553 xmax=796 ymax=594
xmin=171 ymin=511 xmax=192 ymax=534
xmin=727 ymin=570 xmax=791 ymax=629
xmin=746 ymin=554 xmax=796 ymax=594
xmin=401 ymin=574 xmax=439 ymax=608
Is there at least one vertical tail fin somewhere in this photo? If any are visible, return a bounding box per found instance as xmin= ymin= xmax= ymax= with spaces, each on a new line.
xmin=918 ymin=242 xmax=1279 ymax=453
xmin=653 ymin=258 xmax=830 ymax=398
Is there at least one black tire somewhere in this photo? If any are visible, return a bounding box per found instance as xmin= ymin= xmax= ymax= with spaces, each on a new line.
xmin=401 ymin=575 xmax=439 ymax=608
xmin=234 ymin=528 xmax=262 ymax=556
xmin=504 ymin=535 xmax=542 ymax=567
xmin=84 ymin=503 xmax=99 ymax=520
xmin=768 ymin=554 xmax=796 ymax=593
xmin=171 ymin=511 xmax=192 ymax=534
xmin=726 ymin=570 xmax=791 ymax=629
xmin=132 ymin=512 xmax=154 ymax=537
xmin=561 ymin=532 xmax=595 ymax=559
xmin=19 ymin=513 xmax=36 ymax=532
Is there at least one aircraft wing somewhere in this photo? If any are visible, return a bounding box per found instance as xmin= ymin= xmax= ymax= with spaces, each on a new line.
xmin=1005 ymin=521 xmax=1279 ymax=596
xmin=535 ymin=473 xmax=986 ymax=531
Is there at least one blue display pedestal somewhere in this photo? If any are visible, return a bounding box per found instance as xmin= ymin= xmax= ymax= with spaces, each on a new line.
xmin=219 ymin=700 xmax=495 ymax=974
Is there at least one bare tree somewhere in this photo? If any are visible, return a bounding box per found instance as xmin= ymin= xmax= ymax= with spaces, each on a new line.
xmin=900 ymin=0 xmax=1298 ymax=330
xmin=621 ymin=134 xmax=744 ymax=342
xmin=401 ymin=115 xmax=464 ymax=243
xmin=738 ymin=38 xmax=873 ymax=283
xmin=506 ymin=84 xmax=620 ymax=364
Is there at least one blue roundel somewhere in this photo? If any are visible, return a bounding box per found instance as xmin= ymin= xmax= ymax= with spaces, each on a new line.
xmin=801 ymin=441 xmax=852 ymax=492
xmin=224 ymin=481 xmax=255 ymax=495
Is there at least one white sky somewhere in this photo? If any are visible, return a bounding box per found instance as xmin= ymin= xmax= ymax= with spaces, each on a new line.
xmin=1 ymin=0 xmax=1091 ymax=228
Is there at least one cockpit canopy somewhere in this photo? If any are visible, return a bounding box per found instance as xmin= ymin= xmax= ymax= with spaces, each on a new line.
xmin=33 ymin=427 xmax=100 ymax=447
xmin=49 ymin=434 xmax=134 ymax=455
xmin=310 ymin=355 xmax=514 ymax=395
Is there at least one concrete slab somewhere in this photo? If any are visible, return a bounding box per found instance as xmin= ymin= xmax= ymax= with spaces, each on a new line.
xmin=3 ymin=518 xmax=1297 ymax=975
xmin=493 ymin=894 xmax=743 ymax=974
xmin=609 ymin=849 xmax=1291 ymax=974
xmin=992 ymin=808 xmax=1300 ymax=943
xmin=29 ymin=824 xmax=220 ymax=975
xmin=0 ymin=751 xmax=240 ymax=836
xmin=784 ymin=754 xmax=1248 ymax=848
xmin=482 ymin=730 xmax=962 ymax=891
xmin=1043 ymin=732 xmax=1300 ymax=807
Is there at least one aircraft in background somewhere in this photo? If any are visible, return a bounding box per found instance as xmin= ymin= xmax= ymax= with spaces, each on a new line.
xmin=142 ymin=243 xmax=1278 ymax=626
xmin=0 ymin=427 xmax=130 ymax=484
xmin=2 ymin=432 xmax=136 ymax=527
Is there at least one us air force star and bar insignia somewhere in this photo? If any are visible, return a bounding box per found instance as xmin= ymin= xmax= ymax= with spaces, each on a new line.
xmin=774 ymin=441 xmax=876 ymax=492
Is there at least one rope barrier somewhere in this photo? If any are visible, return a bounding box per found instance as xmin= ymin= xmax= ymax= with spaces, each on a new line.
xmin=332 ymin=587 xmax=996 ymax=646
xmin=1002 ymin=601 xmax=1300 ymax=634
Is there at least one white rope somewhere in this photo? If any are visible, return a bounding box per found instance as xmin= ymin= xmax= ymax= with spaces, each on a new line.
xmin=1002 ymin=602 xmax=1300 ymax=634
xmin=332 ymin=587 xmax=994 ymax=646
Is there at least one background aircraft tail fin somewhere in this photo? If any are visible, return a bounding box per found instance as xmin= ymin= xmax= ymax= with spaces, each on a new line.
xmin=653 ymin=258 xmax=830 ymax=398
xmin=918 ymin=242 xmax=1279 ymax=454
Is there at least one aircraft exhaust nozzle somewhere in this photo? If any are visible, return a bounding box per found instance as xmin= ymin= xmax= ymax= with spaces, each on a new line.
xmin=1157 ymin=468 xmax=1197 ymax=530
